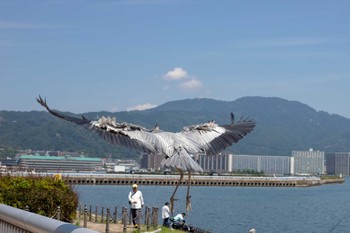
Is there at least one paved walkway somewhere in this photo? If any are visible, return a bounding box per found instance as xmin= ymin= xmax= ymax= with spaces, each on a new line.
xmin=78 ymin=220 xmax=161 ymax=233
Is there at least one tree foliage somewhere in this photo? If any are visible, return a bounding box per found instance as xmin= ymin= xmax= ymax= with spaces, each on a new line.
xmin=0 ymin=174 xmax=78 ymax=222
xmin=233 ymin=169 xmax=265 ymax=176
xmin=0 ymin=145 xmax=18 ymax=158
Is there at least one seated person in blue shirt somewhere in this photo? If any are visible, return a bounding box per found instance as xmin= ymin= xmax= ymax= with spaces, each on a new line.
xmin=172 ymin=213 xmax=194 ymax=232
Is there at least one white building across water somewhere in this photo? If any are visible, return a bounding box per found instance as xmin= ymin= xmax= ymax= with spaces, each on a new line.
xmin=292 ymin=148 xmax=325 ymax=175
xmin=135 ymin=149 xmax=350 ymax=176
xmin=198 ymin=153 xmax=293 ymax=175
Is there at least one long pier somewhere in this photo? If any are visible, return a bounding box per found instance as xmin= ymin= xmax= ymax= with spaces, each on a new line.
xmin=58 ymin=173 xmax=344 ymax=187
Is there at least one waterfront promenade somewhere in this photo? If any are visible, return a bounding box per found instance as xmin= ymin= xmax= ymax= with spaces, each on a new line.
xmin=79 ymin=221 xmax=153 ymax=233
xmin=59 ymin=173 xmax=343 ymax=187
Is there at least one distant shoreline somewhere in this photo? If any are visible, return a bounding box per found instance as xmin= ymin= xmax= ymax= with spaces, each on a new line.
xmin=56 ymin=173 xmax=345 ymax=187
xmin=4 ymin=172 xmax=343 ymax=187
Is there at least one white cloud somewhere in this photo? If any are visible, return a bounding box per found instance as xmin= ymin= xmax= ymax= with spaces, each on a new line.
xmin=163 ymin=67 xmax=188 ymax=81
xmin=179 ymin=79 xmax=203 ymax=91
xmin=162 ymin=67 xmax=204 ymax=92
xmin=126 ymin=103 xmax=157 ymax=111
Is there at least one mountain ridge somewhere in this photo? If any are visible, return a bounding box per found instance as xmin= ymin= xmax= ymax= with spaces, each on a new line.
xmin=1 ymin=96 xmax=349 ymax=159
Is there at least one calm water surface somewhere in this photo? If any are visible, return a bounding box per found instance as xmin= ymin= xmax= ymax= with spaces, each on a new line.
xmin=75 ymin=178 xmax=350 ymax=233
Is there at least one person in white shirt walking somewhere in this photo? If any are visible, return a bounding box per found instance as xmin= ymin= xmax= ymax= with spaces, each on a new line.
xmin=162 ymin=202 xmax=171 ymax=227
xmin=128 ymin=184 xmax=144 ymax=228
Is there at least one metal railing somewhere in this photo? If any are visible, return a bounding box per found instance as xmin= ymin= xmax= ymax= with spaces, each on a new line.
xmin=0 ymin=204 xmax=99 ymax=233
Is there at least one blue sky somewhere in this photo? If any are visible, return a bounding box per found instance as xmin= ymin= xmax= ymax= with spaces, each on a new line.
xmin=1 ymin=0 xmax=349 ymax=118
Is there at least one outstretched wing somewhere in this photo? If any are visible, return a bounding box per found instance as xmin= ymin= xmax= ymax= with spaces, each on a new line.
xmin=37 ymin=96 xmax=91 ymax=126
xmin=37 ymin=96 xmax=160 ymax=154
xmin=180 ymin=113 xmax=256 ymax=156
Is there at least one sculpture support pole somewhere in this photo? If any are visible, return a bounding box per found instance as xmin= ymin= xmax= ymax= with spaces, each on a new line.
xmin=186 ymin=171 xmax=192 ymax=213
xmin=169 ymin=168 xmax=183 ymax=215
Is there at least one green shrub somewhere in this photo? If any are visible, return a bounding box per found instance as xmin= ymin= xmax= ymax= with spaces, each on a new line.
xmin=0 ymin=174 xmax=78 ymax=222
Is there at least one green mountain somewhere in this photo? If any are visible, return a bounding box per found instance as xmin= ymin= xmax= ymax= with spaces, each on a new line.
xmin=1 ymin=96 xmax=350 ymax=159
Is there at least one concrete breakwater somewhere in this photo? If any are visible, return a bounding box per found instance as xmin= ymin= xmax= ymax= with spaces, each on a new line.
xmin=60 ymin=173 xmax=344 ymax=187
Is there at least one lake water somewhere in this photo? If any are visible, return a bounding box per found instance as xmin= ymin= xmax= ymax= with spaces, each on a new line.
xmin=75 ymin=178 xmax=350 ymax=233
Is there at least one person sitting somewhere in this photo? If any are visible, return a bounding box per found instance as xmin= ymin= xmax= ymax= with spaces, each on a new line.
xmin=173 ymin=212 xmax=186 ymax=224
xmin=171 ymin=212 xmax=194 ymax=232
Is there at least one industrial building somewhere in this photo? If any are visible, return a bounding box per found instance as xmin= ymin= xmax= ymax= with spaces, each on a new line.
xmin=16 ymin=154 xmax=103 ymax=173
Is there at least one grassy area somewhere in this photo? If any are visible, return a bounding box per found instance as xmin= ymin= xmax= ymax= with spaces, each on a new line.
xmin=159 ymin=227 xmax=184 ymax=232
xmin=320 ymin=175 xmax=342 ymax=180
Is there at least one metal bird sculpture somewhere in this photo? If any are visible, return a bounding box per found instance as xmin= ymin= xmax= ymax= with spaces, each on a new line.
xmin=37 ymin=96 xmax=256 ymax=214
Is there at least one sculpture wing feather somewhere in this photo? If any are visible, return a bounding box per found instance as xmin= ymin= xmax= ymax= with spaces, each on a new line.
xmin=37 ymin=97 xmax=255 ymax=158
xmin=37 ymin=96 xmax=91 ymax=126
xmin=89 ymin=119 xmax=161 ymax=154
xmin=180 ymin=114 xmax=256 ymax=156
xmin=37 ymin=96 xmax=160 ymax=154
